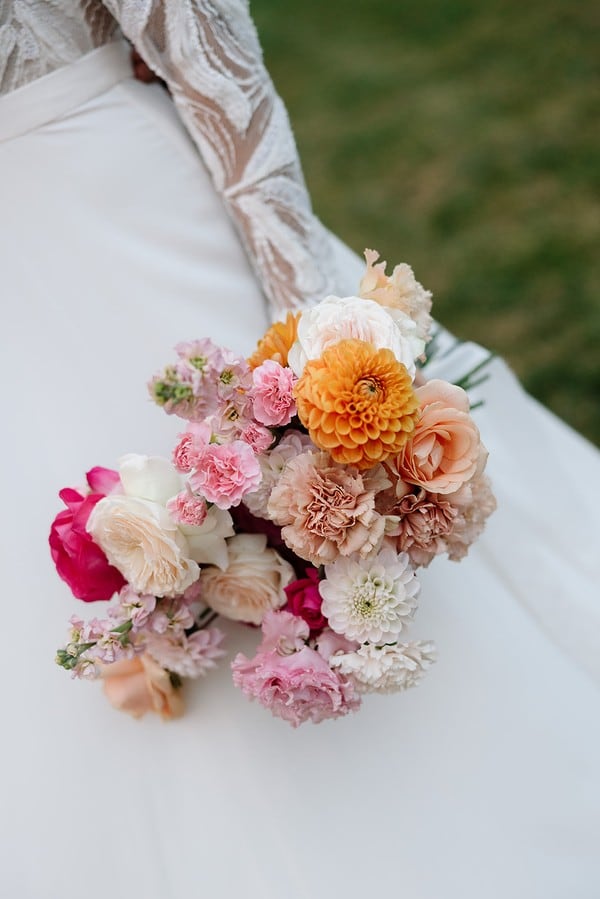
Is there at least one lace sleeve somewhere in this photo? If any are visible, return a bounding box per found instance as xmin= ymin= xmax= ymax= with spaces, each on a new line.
xmin=101 ymin=0 xmax=339 ymax=315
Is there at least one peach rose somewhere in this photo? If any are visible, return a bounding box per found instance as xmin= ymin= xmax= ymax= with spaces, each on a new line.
xmin=200 ymin=533 xmax=293 ymax=625
xmin=395 ymin=380 xmax=481 ymax=494
xmin=101 ymin=655 xmax=184 ymax=719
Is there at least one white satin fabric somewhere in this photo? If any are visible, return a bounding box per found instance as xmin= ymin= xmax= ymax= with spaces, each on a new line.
xmin=1 ymin=45 xmax=599 ymax=899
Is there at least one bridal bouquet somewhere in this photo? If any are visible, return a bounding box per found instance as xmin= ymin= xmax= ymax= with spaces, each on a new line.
xmin=51 ymin=251 xmax=496 ymax=726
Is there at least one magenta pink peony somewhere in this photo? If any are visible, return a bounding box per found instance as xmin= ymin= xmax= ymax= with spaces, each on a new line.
xmin=284 ymin=567 xmax=328 ymax=633
xmin=49 ymin=488 xmax=126 ymax=602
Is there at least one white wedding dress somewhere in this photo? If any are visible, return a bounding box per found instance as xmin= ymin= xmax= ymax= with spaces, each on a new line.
xmin=1 ymin=3 xmax=599 ymax=898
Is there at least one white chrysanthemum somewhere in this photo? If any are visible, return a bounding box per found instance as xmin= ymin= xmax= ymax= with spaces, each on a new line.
xmin=320 ymin=549 xmax=420 ymax=643
xmin=243 ymin=429 xmax=312 ymax=518
xmin=287 ymin=295 xmax=423 ymax=380
xmin=330 ymin=640 xmax=437 ymax=693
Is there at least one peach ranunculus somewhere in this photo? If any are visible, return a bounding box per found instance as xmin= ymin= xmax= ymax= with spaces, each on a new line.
xmin=395 ymin=380 xmax=481 ymax=494
xmin=200 ymin=533 xmax=294 ymax=625
xmin=267 ymin=450 xmax=390 ymax=566
xmin=248 ymin=311 xmax=300 ymax=369
xmin=294 ymin=338 xmax=419 ymax=470
xmin=359 ymin=249 xmax=433 ymax=344
xmin=101 ymin=655 xmax=184 ymax=719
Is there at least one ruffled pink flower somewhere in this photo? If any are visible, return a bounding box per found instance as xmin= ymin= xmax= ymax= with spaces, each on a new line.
xmin=232 ymin=643 xmax=360 ymax=727
xmin=267 ymin=451 xmax=388 ymax=565
xmin=284 ymin=568 xmax=328 ymax=633
xmin=259 ymin=609 xmax=309 ymax=654
xmin=167 ymin=489 xmax=208 ymax=527
xmin=49 ymin=488 xmax=127 ymax=602
xmin=189 ymin=441 xmax=262 ymax=509
xmin=251 ymin=359 xmax=297 ymax=427
xmin=172 ymin=422 xmax=212 ymax=472
xmin=239 ymin=421 xmax=275 ymax=454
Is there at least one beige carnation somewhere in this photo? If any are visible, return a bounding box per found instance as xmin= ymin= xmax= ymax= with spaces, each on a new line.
xmin=87 ymin=494 xmax=199 ymax=598
xmin=445 ymin=473 xmax=497 ymax=561
xmin=380 ymin=487 xmax=458 ymax=567
xmin=395 ymin=379 xmax=481 ymax=494
xmin=200 ymin=533 xmax=293 ymax=625
xmin=267 ymin=450 xmax=389 ymax=566
xmin=101 ymin=655 xmax=184 ymax=720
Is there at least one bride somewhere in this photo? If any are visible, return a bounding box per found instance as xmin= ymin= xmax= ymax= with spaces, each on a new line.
xmin=1 ymin=3 xmax=598 ymax=897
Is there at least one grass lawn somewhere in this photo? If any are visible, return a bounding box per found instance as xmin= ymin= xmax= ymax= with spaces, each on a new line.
xmin=252 ymin=0 xmax=600 ymax=444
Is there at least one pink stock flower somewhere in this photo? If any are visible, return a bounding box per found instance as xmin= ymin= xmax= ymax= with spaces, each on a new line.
xmin=284 ymin=567 xmax=328 ymax=633
xmin=232 ymin=643 xmax=360 ymax=727
xmin=251 ymin=359 xmax=297 ymax=427
xmin=167 ymin=490 xmax=208 ymax=527
xmin=189 ymin=441 xmax=262 ymax=509
xmin=145 ymin=627 xmax=226 ymax=678
xmin=49 ymin=488 xmax=127 ymax=602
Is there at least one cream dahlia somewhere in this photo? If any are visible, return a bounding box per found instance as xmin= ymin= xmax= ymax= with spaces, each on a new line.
xmin=319 ymin=548 xmax=420 ymax=644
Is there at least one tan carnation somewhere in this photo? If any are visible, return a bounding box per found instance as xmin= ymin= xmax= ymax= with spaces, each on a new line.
xmin=267 ymin=450 xmax=389 ymax=566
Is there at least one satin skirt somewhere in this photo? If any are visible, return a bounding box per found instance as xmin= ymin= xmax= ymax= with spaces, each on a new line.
xmin=1 ymin=41 xmax=599 ymax=899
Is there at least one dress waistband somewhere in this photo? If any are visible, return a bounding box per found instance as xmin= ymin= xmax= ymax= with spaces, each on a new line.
xmin=0 ymin=40 xmax=132 ymax=143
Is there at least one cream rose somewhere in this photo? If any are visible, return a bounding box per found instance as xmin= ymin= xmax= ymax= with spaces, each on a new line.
xmin=287 ymin=295 xmax=423 ymax=379
xmin=87 ymin=493 xmax=200 ymax=598
xmin=200 ymin=533 xmax=294 ymax=625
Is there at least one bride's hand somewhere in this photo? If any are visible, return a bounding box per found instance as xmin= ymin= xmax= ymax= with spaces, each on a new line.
xmin=130 ymin=48 xmax=160 ymax=85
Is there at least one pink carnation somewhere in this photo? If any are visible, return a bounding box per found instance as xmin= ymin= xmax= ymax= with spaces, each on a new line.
xmin=251 ymin=360 xmax=297 ymax=427
xmin=232 ymin=643 xmax=360 ymax=727
xmin=239 ymin=421 xmax=275 ymax=454
xmin=189 ymin=441 xmax=262 ymax=509
xmin=172 ymin=422 xmax=212 ymax=472
xmin=167 ymin=490 xmax=208 ymax=527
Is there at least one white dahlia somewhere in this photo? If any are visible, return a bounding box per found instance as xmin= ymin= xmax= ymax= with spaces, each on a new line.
xmin=330 ymin=640 xmax=437 ymax=693
xmin=319 ymin=549 xmax=420 ymax=643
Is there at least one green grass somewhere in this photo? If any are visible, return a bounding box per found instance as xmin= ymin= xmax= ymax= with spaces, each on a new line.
xmin=252 ymin=0 xmax=600 ymax=444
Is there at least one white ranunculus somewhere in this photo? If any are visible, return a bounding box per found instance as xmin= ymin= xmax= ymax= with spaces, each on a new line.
xmin=180 ymin=505 xmax=235 ymax=571
xmin=287 ymin=295 xmax=422 ymax=379
xmin=119 ymin=454 xmax=183 ymax=505
xmin=87 ymin=494 xmax=199 ymax=598
xmin=200 ymin=533 xmax=294 ymax=625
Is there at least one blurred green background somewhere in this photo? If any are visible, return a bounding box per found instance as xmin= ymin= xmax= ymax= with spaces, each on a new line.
xmin=252 ymin=0 xmax=600 ymax=444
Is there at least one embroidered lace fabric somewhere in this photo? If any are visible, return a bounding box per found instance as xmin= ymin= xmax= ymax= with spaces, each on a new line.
xmin=0 ymin=0 xmax=339 ymax=313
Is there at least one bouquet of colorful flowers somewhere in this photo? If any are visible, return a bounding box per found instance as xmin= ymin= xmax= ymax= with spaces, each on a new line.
xmin=51 ymin=251 xmax=496 ymax=726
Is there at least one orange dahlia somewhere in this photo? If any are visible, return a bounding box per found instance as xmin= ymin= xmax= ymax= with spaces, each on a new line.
xmin=294 ymin=338 xmax=420 ymax=469
xmin=248 ymin=311 xmax=300 ymax=370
